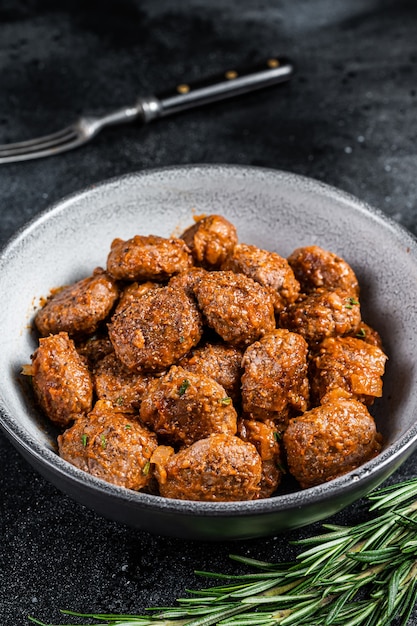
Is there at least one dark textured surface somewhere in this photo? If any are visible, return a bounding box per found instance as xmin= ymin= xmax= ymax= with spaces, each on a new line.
xmin=1 ymin=0 xmax=417 ymax=624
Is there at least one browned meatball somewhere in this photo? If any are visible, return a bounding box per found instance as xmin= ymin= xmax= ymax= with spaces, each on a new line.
xmin=140 ymin=365 xmax=237 ymax=446
xmin=237 ymin=419 xmax=282 ymax=498
xmin=93 ymin=352 xmax=152 ymax=411
xmin=178 ymin=342 xmax=243 ymax=404
xmin=241 ymin=329 xmax=309 ymax=429
xmin=193 ymin=270 xmax=275 ymax=347
xmin=221 ymin=243 xmax=300 ymax=313
xmin=31 ymin=332 xmax=93 ymax=427
xmin=106 ymin=234 xmax=193 ymax=281
xmin=310 ymin=336 xmax=387 ymax=405
xmin=349 ymin=322 xmax=384 ymax=349
xmin=58 ymin=400 xmax=158 ymax=490
xmin=279 ymin=288 xmax=361 ymax=345
xmin=168 ymin=267 xmax=207 ymax=298
xmin=151 ymin=434 xmax=262 ymax=501
xmin=76 ymin=335 xmax=114 ymax=367
xmin=108 ymin=285 xmax=203 ymax=372
xmin=287 ymin=245 xmax=359 ymax=296
xmin=35 ymin=268 xmax=119 ymax=338
xmin=180 ymin=214 xmax=238 ymax=269
xmin=114 ymin=281 xmax=161 ymax=314
xmin=283 ymin=394 xmax=382 ymax=488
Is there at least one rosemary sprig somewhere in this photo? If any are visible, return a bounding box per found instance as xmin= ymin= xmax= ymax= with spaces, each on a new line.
xmin=29 ymin=476 xmax=417 ymax=626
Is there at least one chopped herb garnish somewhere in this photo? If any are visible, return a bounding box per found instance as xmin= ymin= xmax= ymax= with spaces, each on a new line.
xmin=220 ymin=396 xmax=232 ymax=406
xmin=273 ymin=431 xmax=282 ymax=441
xmin=124 ymin=424 xmax=132 ymax=430
xmin=345 ymin=296 xmax=359 ymax=309
xmin=115 ymin=396 xmax=124 ymax=405
xmin=100 ymin=434 xmax=107 ymax=449
xmin=142 ymin=461 xmax=151 ymax=476
xmin=178 ymin=379 xmax=190 ymax=396
xmin=179 ymin=335 xmax=185 ymax=344
xmin=81 ymin=434 xmax=88 ymax=447
xmin=357 ymin=327 xmax=367 ymax=338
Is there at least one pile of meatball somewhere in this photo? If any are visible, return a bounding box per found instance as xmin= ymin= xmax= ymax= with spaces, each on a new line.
xmin=26 ymin=214 xmax=387 ymax=501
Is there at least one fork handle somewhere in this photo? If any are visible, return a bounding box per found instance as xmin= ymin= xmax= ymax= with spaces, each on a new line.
xmin=140 ymin=57 xmax=294 ymax=121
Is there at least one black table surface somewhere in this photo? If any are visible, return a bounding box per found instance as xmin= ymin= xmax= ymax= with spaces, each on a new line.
xmin=1 ymin=1 xmax=417 ymax=624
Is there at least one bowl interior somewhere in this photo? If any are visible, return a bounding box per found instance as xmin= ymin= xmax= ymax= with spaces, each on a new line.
xmin=1 ymin=164 xmax=417 ymax=536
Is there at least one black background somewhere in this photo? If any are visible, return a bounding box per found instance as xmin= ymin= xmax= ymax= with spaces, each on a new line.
xmin=1 ymin=1 xmax=417 ymax=624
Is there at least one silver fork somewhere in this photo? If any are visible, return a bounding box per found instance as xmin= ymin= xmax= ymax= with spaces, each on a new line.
xmin=0 ymin=57 xmax=293 ymax=164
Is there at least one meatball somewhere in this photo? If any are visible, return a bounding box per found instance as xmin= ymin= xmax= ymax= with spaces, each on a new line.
xmin=106 ymin=234 xmax=193 ymax=282
xmin=279 ymin=288 xmax=361 ymax=346
xmin=283 ymin=394 xmax=382 ymax=488
xmin=151 ymin=434 xmax=262 ymax=501
xmin=108 ymin=285 xmax=203 ymax=372
xmin=31 ymin=332 xmax=93 ymax=427
xmin=193 ymin=270 xmax=276 ymax=347
xmin=114 ymin=281 xmax=161 ymax=315
xmin=35 ymin=268 xmax=119 ymax=338
xmin=180 ymin=214 xmax=238 ymax=269
xmin=140 ymin=365 xmax=237 ymax=446
xmin=58 ymin=400 xmax=158 ymax=490
xmin=310 ymin=336 xmax=387 ymax=405
xmin=241 ymin=329 xmax=309 ymax=429
xmin=178 ymin=341 xmax=243 ymax=404
xmin=287 ymin=245 xmax=359 ymax=296
xmin=168 ymin=267 xmax=207 ymax=298
xmin=76 ymin=335 xmax=114 ymax=367
xmin=237 ymin=419 xmax=282 ymax=498
xmin=93 ymin=352 xmax=151 ymax=411
xmin=221 ymin=243 xmax=300 ymax=313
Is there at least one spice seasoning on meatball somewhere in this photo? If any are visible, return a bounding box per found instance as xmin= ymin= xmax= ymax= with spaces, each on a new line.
xmin=180 ymin=214 xmax=238 ymax=269
xmin=241 ymin=329 xmax=309 ymax=429
xmin=106 ymin=234 xmax=193 ymax=282
xmin=178 ymin=341 xmax=243 ymax=405
xmin=58 ymin=400 xmax=158 ymax=491
xmin=310 ymin=335 xmax=387 ymax=405
xmin=283 ymin=393 xmax=382 ymax=489
xmin=221 ymin=243 xmax=300 ymax=313
xmin=279 ymin=288 xmax=361 ymax=346
xmin=114 ymin=281 xmax=161 ymax=315
xmin=287 ymin=245 xmax=360 ymax=296
xmin=139 ymin=365 xmax=237 ymax=446
xmin=193 ymin=270 xmax=276 ymax=347
xmin=93 ymin=352 xmax=152 ymax=411
xmin=151 ymin=434 xmax=262 ymax=501
xmin=31 ymin=332 xmax=93 ymax=427
xmin=35 ymin=267 xmax=119 ymax=338
xmin=108 ymin=285 xmax=203 ymax=372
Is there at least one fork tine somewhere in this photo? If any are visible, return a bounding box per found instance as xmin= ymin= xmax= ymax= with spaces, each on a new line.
xmin=0 ymin=134 xmax=86 ymax=163
xmin=0 ymin=126 xmax=79 ymax=155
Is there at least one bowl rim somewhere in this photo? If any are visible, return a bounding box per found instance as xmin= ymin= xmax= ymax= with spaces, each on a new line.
xmin=2 ymin=162 xmax=417 ymax=517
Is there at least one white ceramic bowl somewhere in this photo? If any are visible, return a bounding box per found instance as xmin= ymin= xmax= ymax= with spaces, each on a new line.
xmin=1 ymin=164 xmax=417 ymax=540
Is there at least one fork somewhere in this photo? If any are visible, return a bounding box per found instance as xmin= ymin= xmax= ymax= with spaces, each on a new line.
xmin=0 ymin=57 xmax=293 ymax=164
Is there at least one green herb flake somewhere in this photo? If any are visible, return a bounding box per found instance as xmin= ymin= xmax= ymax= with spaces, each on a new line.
xmin=220 ymin=396 xmax=232 ymax=406
xmin=357 ymin=327 xmax=367 ymax=338
xmin=178 ymin=379 xmax=190 ymax=396
xmin=273 ymin=431 xmax=282 ymax=441
xmin=345 ymin=296 xmax=360 ymax=309
xmin=124 ymin=424 xmax=132 ymax=430
xmin=115 ymin=396 xmax=125 ymax=406
xmin=142 ymin=461 xmax=151 ymax=476
xmin=100 ymin=434 xmax=107 ymax=449
xmin=179 ymin=335 xmax=185 ymax=344
xmin=81 ymin=434 xmax=88 ymax=447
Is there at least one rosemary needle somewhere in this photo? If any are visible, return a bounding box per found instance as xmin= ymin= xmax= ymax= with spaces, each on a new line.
xmin=28 ymin=476 xmax=417 ymax=626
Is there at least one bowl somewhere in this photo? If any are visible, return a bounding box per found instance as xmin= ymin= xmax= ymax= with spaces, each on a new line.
xmin=1 ymin=163 xmax=417 ymax=541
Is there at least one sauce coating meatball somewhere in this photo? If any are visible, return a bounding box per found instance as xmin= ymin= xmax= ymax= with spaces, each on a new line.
xmin=178 ymin=341 xmax=243 ymax=405
xmin=151 ymin=434 xmax=262 ymax=501
xmin=106 ymin=234 xmax=193 ymax=281
xmin=310 ymin=336 xmax=387 ymax=405
xmin=237 ymin=418 xmax=283 ymax=498
xmin=221 ymin=243 xmax=300 ymax=313
xmin=193 ymin=270 xmax=275 ymax=347
xmin=139 ymin=365 xmax=237 ymax=446
xmin=287 ymin=245 xmax=359 ymax=296
xmin=279 ymin=288 xmax=361 ymax=346
xmin=58 ymin=400 xmax=158 ymax=490
xmin=108 ymin=285 xmax=203 ymax=372
xmin=180 ymin=214 xmax=238 ymax=268
xmin=283 ymin=394 xmax=382 ymax=488
xmin=35 ymin=268 xmax=119 ymax=338
xmin=31 ymin=332 xmax=93 ymax=427
xmin=93 ymin=352 xmax=152 ymax=411
xmin=241 ymin=329 xmax=309 ymax=428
